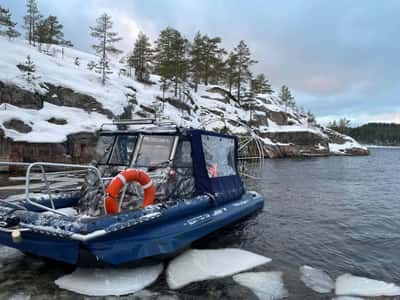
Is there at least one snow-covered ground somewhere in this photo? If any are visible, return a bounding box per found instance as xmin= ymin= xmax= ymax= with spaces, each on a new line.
xmin=0 ymin=103 xmax=108 ymax=143
xmin=0 ymin=37 xmax=329 ymax=145
xmin=0 ymin=36 xmax=368 ymax=157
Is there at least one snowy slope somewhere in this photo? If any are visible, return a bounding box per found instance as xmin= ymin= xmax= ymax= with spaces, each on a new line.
xmin=0 ymin=36 xmax=366 ymax=155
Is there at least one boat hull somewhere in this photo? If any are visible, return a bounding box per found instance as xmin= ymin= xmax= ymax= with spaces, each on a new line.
xmin=0 ymin=192 xmax=264 ymax=266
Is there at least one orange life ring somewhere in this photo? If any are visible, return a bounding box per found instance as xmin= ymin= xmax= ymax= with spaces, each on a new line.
xmin=104 ymin=169 xmax=156 ymax=215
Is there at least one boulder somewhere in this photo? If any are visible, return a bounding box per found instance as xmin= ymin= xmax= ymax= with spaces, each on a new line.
xmin=3 ymin=119 xmax=32 ymax=133
xmin=267 ymin=111 xmax=287 ymax=125
xmin=41 ymin=82 xmax=114 ymax=118
xmin=205 ymin=86 xmax=236 ymax=103
xmin=47 ymin=117 xmax=67 ymax=125
xmin=0 ymin=81 xmax=43 ymax=109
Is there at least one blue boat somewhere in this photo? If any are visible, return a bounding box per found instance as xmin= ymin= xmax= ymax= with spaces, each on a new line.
xmin=0 ymin=120 xmax=264 ymax=266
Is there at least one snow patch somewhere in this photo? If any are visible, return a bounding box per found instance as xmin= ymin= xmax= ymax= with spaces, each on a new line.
xmin=0 ymin=103 xmax=108 ymax=143
xmin=54 ymin=264 xmax=163 ymax=296
xmin=335 ymin=273 xmax=400 ymax=297
xmin=299 ymin=265 xmax=334 ymax=293
xmin=166 ymin=248 xmax=271 ymax=289
xmin=233 ymin=271 xmax=288 ymax=300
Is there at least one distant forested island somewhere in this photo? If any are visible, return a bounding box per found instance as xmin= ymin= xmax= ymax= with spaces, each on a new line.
xmin=330 ymin=121 xmax=400 ymax=146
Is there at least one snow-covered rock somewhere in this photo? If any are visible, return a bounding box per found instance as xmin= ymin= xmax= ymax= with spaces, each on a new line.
xmin=335 ymin=273 xmax=400 ymax=297
xmin=0 ymin=36 xmax=367 ymax=159
xmin=166 ymin=248 xmax=271 ymax=289
xmin=233 ymin=271 xmax=288 ymax=300
xmin=299 ymin=265 xmax=334 ymax=293
xmin=0 ymin=103 xmax=108 ymax=143
xmin=54 ymin=264 xmax=163 ymax=296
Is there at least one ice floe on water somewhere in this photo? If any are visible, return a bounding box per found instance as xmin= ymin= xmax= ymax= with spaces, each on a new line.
xmin=7 ymin=293 xmax=31 ymax=300
xmin=299 ymin=265 xmax=334 ymax=293
xmin=55 ymin=264 xmax=163 ymax=296
xmin=233 ymin=271 xmax=288 ymax=300
xmin=166 ymin=248 xmax=271 ymax=289
xmin=0 ymin=246 xmax=24 ymax=268
xmin=335 ymin=273 xmax=400 ymax=297
xmin=332 ymin=297 xmax=364 ymax=300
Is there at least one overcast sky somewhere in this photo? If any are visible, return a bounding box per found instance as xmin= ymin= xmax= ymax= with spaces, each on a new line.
xmin=2 ymin=0 xmax=399 ymax=125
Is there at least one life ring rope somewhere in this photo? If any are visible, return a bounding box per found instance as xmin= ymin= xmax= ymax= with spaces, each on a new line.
xmin=104 ymin=169 xmax=156 ymax=215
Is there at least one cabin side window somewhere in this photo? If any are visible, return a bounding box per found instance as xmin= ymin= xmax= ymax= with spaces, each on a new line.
xmin=96 ymin=135 xmax=115 ymax=164
xmin=201 ymin=135 xmax=236 ymax=178
xmin=173 ymin=140 xmax=192 ymax=168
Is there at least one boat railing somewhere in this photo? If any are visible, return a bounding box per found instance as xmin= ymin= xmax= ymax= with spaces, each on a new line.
xmin=0 ymin=161 xmax=105 ymax=216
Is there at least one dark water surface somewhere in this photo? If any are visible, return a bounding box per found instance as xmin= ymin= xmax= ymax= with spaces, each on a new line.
xmin=0 ymin=148 xmax=399 ymax=299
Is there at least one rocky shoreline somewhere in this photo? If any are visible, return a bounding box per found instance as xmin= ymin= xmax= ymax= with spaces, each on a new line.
xmin=0 ymin=126 xmax=368 ymax=164
xmin=0 ymin=80 xmax=368 ymax=164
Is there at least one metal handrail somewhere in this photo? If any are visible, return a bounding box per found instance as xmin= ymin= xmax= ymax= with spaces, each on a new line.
xmin=24 ymin=162 xmax=106 ymax=216
xmin=0 ymin=161 xmax=105 ymax=216
xmin=100 ymin=118 xmax=155 ymax=130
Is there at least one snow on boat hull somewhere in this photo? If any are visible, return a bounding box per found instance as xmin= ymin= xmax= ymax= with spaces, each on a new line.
xmin=0 ymin=192 xmax=263 ymax=266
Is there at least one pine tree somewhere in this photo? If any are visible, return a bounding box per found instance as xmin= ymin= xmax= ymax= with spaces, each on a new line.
xmin=188 ymin=32 xmax=225 ymax=90
xmin=129 ymin=32 xmax=152 ymax=82
xmin=202 ymin=35 xmax=225 ymax=85
xmin=17 ymin=55 xmax=38 ymax=83
xmin=189 ymin=32 xmax=204 ymax=92
xmin=278 ymin=85 xmax=295 ymax=113
xmin=35 ymin=15 xmax=72 ymax=48
xmin=23 ymin=0 xmax=41 ymax=46
xmin=232 ymin=40 xmax=257 ymax=103
xmin=154 ymin=27 xmax=189 ymax=97
xmin=223 ymin=52 xmax=238 ymax=95
xmin=0 ymin=6 xmax=20 ymax=40
xmin=87 ymin=60 xmax=96 ymax=71
xmin=90 ymin=13 xmax=122 ymax=85
xmin=34 ymin=18 xmax=48 ymax=49
xmin=0 ymin=6 xmax=9 ymax=28
xmin=251 ymin=73 xmax=273 ymax=95
xmin=307 ymin=111 xmax=316 ymax=127
xmin=6 ymin=24 xmax=20 ymax=40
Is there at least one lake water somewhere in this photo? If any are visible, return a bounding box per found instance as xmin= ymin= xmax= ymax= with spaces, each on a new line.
xmin=0 ymin=148 xmax=399 ymax=299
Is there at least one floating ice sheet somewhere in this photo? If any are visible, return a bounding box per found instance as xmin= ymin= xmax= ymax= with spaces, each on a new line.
xmin=55 ymin=264 xmax=163 ymax=296
xmin=332 ymin=297 xmax=364 ymax=300
xmin=7 ymin=292 xmax=31 ymax=300
xmin=233 ymin=271 xmax=288 ymax=300
xmin=299 ymin=265 xmax=334 ymax=293
xmin=0 ymin=246 xmax=24 ymax=268
xmin=335 ymin=273 xmax=400 ymax=297
xmin=166 ymin=248 xmax=271 ymax=289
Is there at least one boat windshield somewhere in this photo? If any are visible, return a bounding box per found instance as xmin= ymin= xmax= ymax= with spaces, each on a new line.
xmin=96 ymin=134 xmax=137 ymax=166
xmin=109 ymin=135 xmax=137 ymax=165
xmin=96 ymin=135 xmax=115 ymax=164
xmin=136 ymin=135 xmax=175 ymax=167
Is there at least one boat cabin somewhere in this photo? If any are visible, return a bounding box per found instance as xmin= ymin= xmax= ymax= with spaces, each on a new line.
xmin=85 ymin=120 xmax=245 ymax=214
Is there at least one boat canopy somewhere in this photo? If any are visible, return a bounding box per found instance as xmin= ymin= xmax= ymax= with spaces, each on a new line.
xmin=97 ymin=127 xmax=245 ymax=203
xmin=189 ymin=129 xmax=244 ymax=203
